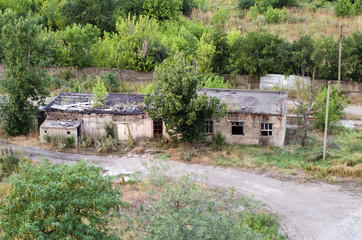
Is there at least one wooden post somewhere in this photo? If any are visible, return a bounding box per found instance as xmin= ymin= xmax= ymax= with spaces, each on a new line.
xmin=338 ymin=24 xmax=343 ymax=89
xmin=323 ymin=81 xmax=331 ymax=160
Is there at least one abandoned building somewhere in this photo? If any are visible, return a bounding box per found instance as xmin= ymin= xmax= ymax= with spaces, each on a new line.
xmin=40 ymin=89 xmax=288 ymax=147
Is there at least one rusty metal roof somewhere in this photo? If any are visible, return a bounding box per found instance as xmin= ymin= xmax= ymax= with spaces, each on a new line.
xmin=45 ymin=92 xmax=145 ymax=115
xmin=201 ymin=88 xmax=288 ymax=116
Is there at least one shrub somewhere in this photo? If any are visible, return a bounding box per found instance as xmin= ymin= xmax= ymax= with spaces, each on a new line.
xmin=334 ymin=0 xmax=353 ymax=18
xmin=247 ymin=4 xmax=260 ymax=21
xmin=353 ymin=0 xmax=362 ymax=15
xmin=238 ymin=0 xmax=255 ymax=10
xmin=0 ymin=148 xmax=26 ymax=179
xmin=66 ymin=136 xmax=75 ymax=148
xmin=105 ymin=123 xmax=116 ymax=138
xmin=92 ymin=77 xmax=108 ymax=108
xmin=201 ymin=74 xmax=229 ymax=89
xmin=0 ymin=160 xmax=124 ymax=239
xmin=264 ymin=6 xmax=287 ymax=23
xmin=103 ymin=72 xmax=120 ymax=93
xmin=211 ymin=132 xmax=225 ymax=150
xmin=142 ymin=0 xmax=182 ymax=21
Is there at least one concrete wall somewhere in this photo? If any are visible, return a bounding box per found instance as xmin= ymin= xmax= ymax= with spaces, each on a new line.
xmin=45 ymin=111 xmax=163 ymax=141
xmin=223 ymin=74 xmax=260 ymax=90
xmin=0 ymin=64 xmax=153 ymax=84
xmin=206 ymin=113 xmax=286 ymax=147
xmin=39 ymin=127 xmax=78 ymax=145
xmin=1 ymin=64 xmax=359 ymax=96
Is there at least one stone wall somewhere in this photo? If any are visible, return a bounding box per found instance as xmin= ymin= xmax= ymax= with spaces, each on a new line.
xmin=205 ymin=113 xmax=286 ymax=147
xmin=44 ymin=111 xmax=162 ymax=141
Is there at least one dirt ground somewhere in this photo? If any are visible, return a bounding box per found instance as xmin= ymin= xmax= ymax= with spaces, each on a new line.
xmin=1 ymin=142 xmax=362 ymax=240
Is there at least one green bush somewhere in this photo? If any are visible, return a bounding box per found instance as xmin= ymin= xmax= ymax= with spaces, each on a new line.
xmin=247 ymin=4 xmax=260 ymax=21
xmin=66 ymin=136 xmax=75 ymax=148
xmin=0 ymin=148 xmax=26 ymax=179
xmin=264 ymin=6 xmax=287 ymax=23
xmin=201 ymin=74 xmax=229 ymax=89
xmin=92 ymin=77 xmax=108 ymax=108
xmin=334 ymin=0 xmax=353 ymax=17
xmin=105 ymin=123 xmax=116 ymax=138
xmin=103 ymin=71 xmax=120 ymax=93
xmin=0 ymin=160 xmax=124 ymax=239
xmin=238 ymin=0 xmax=255 ymax=10
xmin=142 ymin=0 xmax=182 ymax=20
xmin=211 ymin=132 xmax=225 ymax=150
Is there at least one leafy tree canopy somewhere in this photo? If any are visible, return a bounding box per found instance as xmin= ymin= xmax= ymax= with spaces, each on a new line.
xmin=0 ymin=160 xmax=124 ymax=240
xmin=142 ymin=0 xmax=182 ymax=21
xmin=0 ymin=12 xmax=50 ymax=135
xmin=145 ymin=53 xmax=226 ymax=142
xmin=61 ymin=0 xmax=118 ymax=33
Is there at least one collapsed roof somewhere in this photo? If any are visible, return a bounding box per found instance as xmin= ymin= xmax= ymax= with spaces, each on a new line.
xmin=45 ymin=92 xmax=145 ymax=115
xmin=45 ymin=89 xmax=288 ymax=116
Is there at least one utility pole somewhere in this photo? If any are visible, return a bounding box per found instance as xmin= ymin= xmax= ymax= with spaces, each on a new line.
xmin=338 ymin=24 xmax=343 ymax=89
xmin=323 ymin=81 xmax=331 ymax=160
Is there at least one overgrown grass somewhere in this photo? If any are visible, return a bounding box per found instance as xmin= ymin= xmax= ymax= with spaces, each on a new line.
xmin=114 ymin=169 xmax=287 ymax=239
xmin=167 ymin=129 xmax=362 ymax=180
xmin=48 ymin=73 xmax=147 ymax=96
xmin=193 ymin=0 xmax=362 ymax=41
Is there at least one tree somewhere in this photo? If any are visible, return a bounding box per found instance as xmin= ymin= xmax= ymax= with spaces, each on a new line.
xmin=0 ymin=160 xmax=123 ymax=239
xmin=229 ymin=32 xmax=284 ymax=77
xmin=343 ymin=31 xmax=362 ymax=82
xmin=292 ymin=77 xmax=322 ymax=146
xmin=314 ymin=36 xmax=339 ymax=80
xmin=313 ymin=85 xmax=346 ymax=132
xmin=289 ymin=35 xmax=316 ymax=76
xmin=61 ymin=0 xmax=118 ymax=33
xmin=118 ymin=0 xmax=145 ymax=16
xmin=206 ymin=26 xmax=230 ymax=74
xmin=58 ymin=23 xmax=100 ymax=68
xmin=0 ymin=15 xmax=50 ymax=136
xmin=145 ymin=53 xmax=226 ymax=142
xmin=142 ymin=0 xmax=182 ymax=21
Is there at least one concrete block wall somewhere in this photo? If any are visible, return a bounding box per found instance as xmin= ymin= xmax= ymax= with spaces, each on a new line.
xmin=206 ymin=113 xmax=286 ymax=147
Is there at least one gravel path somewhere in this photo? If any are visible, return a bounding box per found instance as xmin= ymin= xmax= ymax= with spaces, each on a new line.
xmin=2 ymin=143 xmax=362 ymax=240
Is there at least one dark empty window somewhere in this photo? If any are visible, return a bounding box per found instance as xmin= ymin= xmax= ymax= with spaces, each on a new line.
xmin=67 ymin=131 xmax=71 ymax=135
xmin=232 ymin=122 xmax=243 ymax=135
xmin=261 ymin=123 xmax=272 ymax=136
xmin=205 ymin=120 xmax=213 ymax=134
xmin=44 ymin=130 xmax=47 ymax=134
xmin=153 ymin=120 xmax=163 ymax=138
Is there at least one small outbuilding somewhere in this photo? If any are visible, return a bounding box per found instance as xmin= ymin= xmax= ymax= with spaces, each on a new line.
xmin=202 ymin=89 xmax=288 ymax=147
xmin=40 ymin=89 xmax=288 ymax=147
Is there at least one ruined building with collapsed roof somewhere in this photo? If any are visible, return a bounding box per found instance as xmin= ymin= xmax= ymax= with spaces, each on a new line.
xmin=40 ymin=89 xmax=288 ymax=147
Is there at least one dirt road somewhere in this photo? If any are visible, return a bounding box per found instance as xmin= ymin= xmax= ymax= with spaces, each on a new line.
xmin=2 ymin=143 xmax=362 ymax=240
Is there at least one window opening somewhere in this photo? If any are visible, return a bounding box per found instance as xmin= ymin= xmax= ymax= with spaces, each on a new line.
xmin=231 ymin=122 xmax=243 ymax=135
xmin=153 ymin=120 xmax=163 ymax=138
xmin=205 ymin=120 xmax=213 ymax=134
xmin=261 ymin=123 xmax=272 ymax=136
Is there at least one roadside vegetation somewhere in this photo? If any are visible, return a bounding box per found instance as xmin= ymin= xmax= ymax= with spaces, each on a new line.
xmin=0 ymin=151 xmax=287 ymax=239
xmin=162 ymin=128 xmax=362 ymax=181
